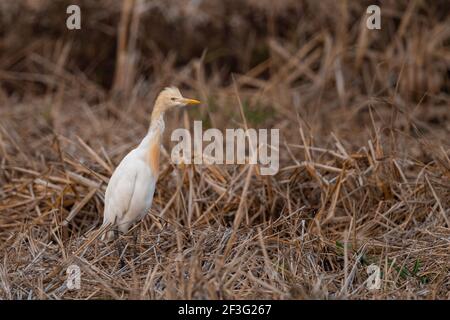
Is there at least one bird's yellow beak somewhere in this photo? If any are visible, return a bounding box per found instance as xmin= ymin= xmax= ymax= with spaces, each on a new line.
xmin=182 ymin=98 xmax=201 ymax=105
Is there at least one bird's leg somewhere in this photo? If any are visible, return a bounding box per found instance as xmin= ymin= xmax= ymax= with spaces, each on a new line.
xmin=137 ymin=224 xmax=142 ymax=256
xmin=114 ymin=228 xmax=125 ymax=269
xmin=133 ymin=225 xmax=141 ymax=260
xmin=132 ymin=226 xmax=137 ymax=259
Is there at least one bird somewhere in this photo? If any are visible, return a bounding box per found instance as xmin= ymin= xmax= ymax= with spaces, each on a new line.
xmin=101 ymin=87 xmax=200 ymax=243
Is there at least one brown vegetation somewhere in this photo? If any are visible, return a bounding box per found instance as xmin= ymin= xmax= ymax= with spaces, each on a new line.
xmin=0 ymin=0 xmax=449 ymax=299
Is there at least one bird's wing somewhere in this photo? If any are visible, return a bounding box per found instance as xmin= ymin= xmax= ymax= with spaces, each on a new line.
xmin=103 ymin=154 xmax=139 ymax=226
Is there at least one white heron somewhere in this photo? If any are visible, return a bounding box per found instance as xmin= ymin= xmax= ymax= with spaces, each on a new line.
xmin=101 ymin=87 xmax=200 ymax=245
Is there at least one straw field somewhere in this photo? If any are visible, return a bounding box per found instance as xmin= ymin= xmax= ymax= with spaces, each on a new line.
xmin=0 ymin=0 xmax=449 ymax=299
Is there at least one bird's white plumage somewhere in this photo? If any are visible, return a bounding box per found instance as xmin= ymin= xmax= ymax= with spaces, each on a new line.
xmin=101 ymin=119 xmax=162 ymax=241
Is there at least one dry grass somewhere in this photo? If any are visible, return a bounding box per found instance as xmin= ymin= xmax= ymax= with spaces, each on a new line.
xmin=0 ymin=0 xmax=449 ymax=299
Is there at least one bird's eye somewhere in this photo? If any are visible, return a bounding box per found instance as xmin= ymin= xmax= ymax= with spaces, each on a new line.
xmin=171 ymin=97 xmax=176 ymax=101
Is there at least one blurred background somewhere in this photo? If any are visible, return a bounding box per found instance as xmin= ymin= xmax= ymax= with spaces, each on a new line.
xmin=0 ymin=0 xmax=449 ymax=299
xmin=1 ymin=0 xmax=449 ymax=153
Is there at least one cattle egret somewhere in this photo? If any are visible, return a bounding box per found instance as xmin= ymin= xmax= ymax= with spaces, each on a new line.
xmin=101 ymin=87 xmax=200 ymax=242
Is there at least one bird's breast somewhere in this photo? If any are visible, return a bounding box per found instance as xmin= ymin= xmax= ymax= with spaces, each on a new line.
xmin=147 ymin=140 xmax=161 ymax=177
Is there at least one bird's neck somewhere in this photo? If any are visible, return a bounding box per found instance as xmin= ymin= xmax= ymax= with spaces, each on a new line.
xmin=150 ymin=97 xmax=165 ymax=124
xmin=149 ymin=112 xmax=165 ymax=132
xmin=137 ymin=111 xmax=165 ymax=176
xmin=147 ymin=97 xmax=166 ymax=140
xmin=136 ymin=98 xmax=166 ymax=151
xmin=138 ymin=112 xmax=165 ymax=149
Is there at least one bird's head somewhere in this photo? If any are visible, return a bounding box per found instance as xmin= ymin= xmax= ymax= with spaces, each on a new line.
xmin=155 ymin=87 xmax=201 ymax=111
